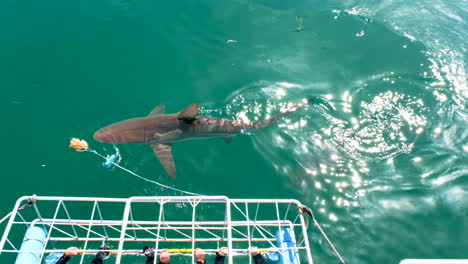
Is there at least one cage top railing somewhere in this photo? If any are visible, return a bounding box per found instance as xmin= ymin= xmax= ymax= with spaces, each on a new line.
xmin=0 ymin=195 xmax=313 ymax=264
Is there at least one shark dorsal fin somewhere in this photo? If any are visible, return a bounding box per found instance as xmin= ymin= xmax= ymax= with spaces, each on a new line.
xmin=178 ymin=103 xmax=199 ymax=120
xmin=148 ymin=104 xmax=165 ymax=116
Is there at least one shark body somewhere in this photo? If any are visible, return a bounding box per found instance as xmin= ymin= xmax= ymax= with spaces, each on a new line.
xmin=93 ymin=99 xmax=314 ymax=178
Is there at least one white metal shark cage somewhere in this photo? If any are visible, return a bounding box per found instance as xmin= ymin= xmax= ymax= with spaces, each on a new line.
xmin=0 ymin=196 xmax=314 ymax=263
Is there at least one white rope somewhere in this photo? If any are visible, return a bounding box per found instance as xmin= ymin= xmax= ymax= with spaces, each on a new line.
xmin=95 ymin=202 xmax=109 ymax=238
xmin=0 ymin=212 xmax=12 ymax=225
xmin=88 ymin=149 xmax=202 ymax=196
xmin=302 ymin=206 xmax=346 ymax=264
xmin=231 ymin=202 xmax=277 ymax=248
xmin=5 ymin=238 xmax=17 ymax=251
xmin=0 ymin=196 xmax=36 ymax=225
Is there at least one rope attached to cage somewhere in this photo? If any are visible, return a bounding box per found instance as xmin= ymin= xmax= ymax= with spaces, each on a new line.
xmin=298 ymin=205 xmax=346 ymax=264
xmin=0 ymin=196 xmax=36 ymax=225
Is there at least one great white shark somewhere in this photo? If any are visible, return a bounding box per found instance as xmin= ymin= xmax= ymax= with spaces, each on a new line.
xmin=93 ymin=98 xmax=317 ymax=178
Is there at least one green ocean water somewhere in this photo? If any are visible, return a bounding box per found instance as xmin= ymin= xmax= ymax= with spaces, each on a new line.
xmin=1 ymin=0 xmax=467 ymax=263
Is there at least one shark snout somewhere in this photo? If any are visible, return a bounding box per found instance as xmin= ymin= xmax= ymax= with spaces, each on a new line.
xmin=93 ymin=129 xmax=114 ymax=143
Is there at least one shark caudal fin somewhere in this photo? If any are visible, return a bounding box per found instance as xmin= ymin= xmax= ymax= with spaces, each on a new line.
xmin=151 ymin=143 xmax=177 ymax=179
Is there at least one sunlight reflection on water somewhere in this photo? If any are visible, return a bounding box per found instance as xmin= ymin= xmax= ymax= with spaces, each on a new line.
xmin=205 ymin=77 xmax=438 ymax=223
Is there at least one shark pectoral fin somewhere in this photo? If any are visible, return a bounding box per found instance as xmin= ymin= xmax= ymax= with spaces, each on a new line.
xmin=148 ymin=104 xmax=166 ymax=116
xmin=178 ymin=103 xmax=199 ymax=121
xmin=223 ymin=136 xmax=233 ymax=144
xmin=155 ymin=129 xmax=182 ymax=141
xmin=151 ymin=143 xmax=176 ymax=179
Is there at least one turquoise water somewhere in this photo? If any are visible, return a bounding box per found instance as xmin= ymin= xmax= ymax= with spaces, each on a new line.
xmin=1 ymin=0 xmax=467 ymax=263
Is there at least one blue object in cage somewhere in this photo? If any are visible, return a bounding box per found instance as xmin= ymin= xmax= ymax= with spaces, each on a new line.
xmin=45 ymin=253 xmax=63 ymax=264
xmin=15 ymin=226 xmax=47 ymax=264
xmin=275 ymin=228 xmax=300 ymax=264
